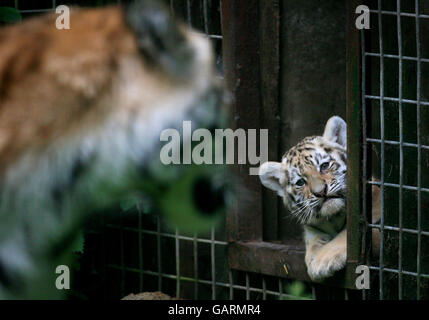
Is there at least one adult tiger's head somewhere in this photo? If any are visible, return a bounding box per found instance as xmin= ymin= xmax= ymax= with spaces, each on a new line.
xmin=259 ymin=116 xmax=347 ymax=225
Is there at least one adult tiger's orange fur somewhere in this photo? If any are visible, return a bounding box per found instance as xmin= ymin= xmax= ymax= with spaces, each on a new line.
xmin=0 ymin=1 xmax=220 ymax=298
xmin=0 ymin=5 xmax=212 ymax=172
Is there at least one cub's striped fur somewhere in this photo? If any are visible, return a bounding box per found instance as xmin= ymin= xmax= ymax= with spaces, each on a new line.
xmin=259 ymin=116 xmax=380 ymax=281
xmin=260 ymin=116 xmax=349 ymax=280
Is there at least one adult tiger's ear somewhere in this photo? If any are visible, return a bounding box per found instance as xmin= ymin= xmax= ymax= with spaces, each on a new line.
xmin=125 ymin=0 xmax=194 ymax=78
xmin=259 ymin=162 xmax=286 ymax=197
xmin=323 ymin=116 xmax=347 ymax=148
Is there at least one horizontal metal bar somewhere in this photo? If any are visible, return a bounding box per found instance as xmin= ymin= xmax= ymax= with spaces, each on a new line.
xmin=367 ymin=138 xmax=429 ymax=151
xmin=369 ymin=9 xmax=429 ymax=19
xmin=365 ymin=95 xmax=429 ymax=106
xmin=367 ymin=180 xmax=429 ymax=193
xmin=208 ymin=34 xmax=223 ymax=39
xmin=368 ymin=266 xmax=429 ymax=279
xmin=105 ymin=224 xmax=228 ymax=245
xmin=107 ymin=264 xmax=312 ymax=300
xmin=365 ymin=52 xmax=429 ymax=64
xmin=368 ymin=224 xmax=429 ymax=237
xmin=19 ymin=9 xmax=54 ymax=13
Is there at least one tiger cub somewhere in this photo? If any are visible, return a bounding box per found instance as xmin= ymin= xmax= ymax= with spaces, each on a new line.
xmin=259 ymin=116 xmax=380 ymax=281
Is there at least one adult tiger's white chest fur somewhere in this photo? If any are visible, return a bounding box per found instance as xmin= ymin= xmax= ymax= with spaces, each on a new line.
xmin=259 ymin=116 xmax=349 ymax=280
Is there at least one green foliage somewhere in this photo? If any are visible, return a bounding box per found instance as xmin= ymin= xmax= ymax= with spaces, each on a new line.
xmin=159 ymin=165 xmax=225 ymax=233
xmin=120 ymin=164 xmax=227 ymax=233
xmin=281 ymin=281 xmax=313 ymax=300
xmin=0 ymin=7 xmax=21 ymax=24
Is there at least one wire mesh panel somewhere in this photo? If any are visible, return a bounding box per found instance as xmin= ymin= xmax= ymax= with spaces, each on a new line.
xmin=361 ymin=0 xmax=429 ymax=300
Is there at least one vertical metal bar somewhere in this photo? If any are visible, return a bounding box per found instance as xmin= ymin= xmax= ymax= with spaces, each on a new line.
xmin=101 ymin=208 xmax=107 ymax=300
xmin=361 ymin=24 xmax=368 ymax=302
xmin=278 ymin=278 xmax=283 ymax=300
xmin=157 ymin=216 xmax=162 ymax=291
xmin=52 ymin=0 xmax=56 ymax=9
xmin=228 ymin=270 xmax=234 ymax=300
xmin=203 ymin=0 xmax=209 ymax=35
xmin=219 ymin=0 xmax=223 ymax=31
xmin=14 ymin=0 xmax=18 ymax=9
xmin=193 ymin=232 xmax=198 ymax=300
xmin=211 ymin=226 xmax=216 ymax=300
xmin=415 ymin=0 xmax=422 ymax=300
xmin=377 ymin=0 xmax=386 ymax=300
xmin=169 ymin=0 xmax=174 ymax=16
xmin=175 ymin=228 xmax=180 ymax=298
xmin=120 ymin=211 xmax=125 ymax=297
xmin=186 ymin=0 xmax=192 ymax=27
xmin=262 ymin=277 xmax=267 ymax=300
xmin=396 ymin=0 xmax=404 ymax=300
xmin=137 ymin=201 xmax=143 ymax=292
xmin=245 ymin=273 xmax=250 ymax=300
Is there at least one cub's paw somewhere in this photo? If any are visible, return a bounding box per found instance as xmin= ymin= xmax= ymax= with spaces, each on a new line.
xmin=306 ymin=246 xmax=347 ymax=281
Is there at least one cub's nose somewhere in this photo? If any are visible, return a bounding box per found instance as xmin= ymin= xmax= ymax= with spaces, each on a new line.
xmin=312 ymin=184 xmax=328 ymax=198
xmin=308 ymin=175 xmax=327 ymax=198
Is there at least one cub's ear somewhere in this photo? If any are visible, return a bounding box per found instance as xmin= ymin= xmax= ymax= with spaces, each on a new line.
xmin=259 ymin=162 xmax=286 ymax=197
xmin=323 ymin=116 xmax=347 ymax=148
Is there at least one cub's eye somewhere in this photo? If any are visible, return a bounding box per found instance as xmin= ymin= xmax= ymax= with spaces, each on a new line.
xmin=320 ymin=162 xmax=330 ymax=172
xmin=296 ymin=178 xmax=306 ymax=187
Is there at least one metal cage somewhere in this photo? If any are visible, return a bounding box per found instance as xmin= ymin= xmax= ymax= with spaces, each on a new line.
xmin=360 ymin=0 xmax=429 ymax=300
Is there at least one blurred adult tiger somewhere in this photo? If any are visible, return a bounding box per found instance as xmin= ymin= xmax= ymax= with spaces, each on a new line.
xmin=0 ymin=0 xmax=222 ymax=298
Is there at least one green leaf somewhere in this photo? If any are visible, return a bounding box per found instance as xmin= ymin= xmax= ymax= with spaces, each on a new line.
xmin=0 ymin=7 xmax=22 ymax=24
xmin=159 ymin=164 xmax=226 ymax=233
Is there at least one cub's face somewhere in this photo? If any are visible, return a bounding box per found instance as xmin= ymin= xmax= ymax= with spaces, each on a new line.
xmin=259 ymin=116 xmax=347 ymax=225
